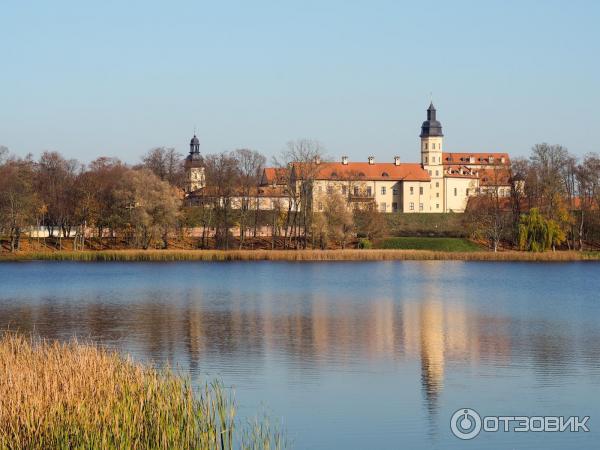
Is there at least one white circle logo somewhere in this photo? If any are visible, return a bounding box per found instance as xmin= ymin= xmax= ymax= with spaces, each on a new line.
xmin=450 ymin=408 xmax=482 ymax=440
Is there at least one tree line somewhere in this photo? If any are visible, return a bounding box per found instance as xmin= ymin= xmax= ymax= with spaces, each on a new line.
xmin=0 ymin=140 xmax=385 ymax=252
xmin=468 ymin=143 xmax=600 ymax=251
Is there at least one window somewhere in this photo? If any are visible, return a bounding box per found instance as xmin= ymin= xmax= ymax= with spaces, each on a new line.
xmin=380 ymin=202 xmax=387 ymax=212
xmin=436 ymin=192 xmax=439 ymax=198
xmin=393 ymin=187 xmax=399 ymax=195
xmin=327 ymin=185 xmax=333 ymax=194
xmin=354 ymin=186 xmax=359 ymax=196
xmin=409 ymin=202 xmax=414 ymax=211
xmin=381 ymin=172 xmax=389 ymax=177
xmin=432 ymin=143 xmax=436 ymax=150
xmin=425 ymin=156 xmax=428 ymax=163
xmin=392 ymin=202 xmax=398 ymax=211
xmin=410 ymin=186 xmax=414 ymax=195
xmin=436 ymin=203 xmax=439 ymax=209
xmin=366 ymin=186 xmax=372 ymax=196
xmin=429 ymin=170 xmax=432 ymax=175
xmin=466 ymin=188 xmax=469 ymax=196
xmin=425 ymin=143 xmax=428 ymax=150
xmin=454 ymin=187 xmax=457 ymax=196
xmin=435 ymin=170 xmax=439 ymax=176
xmin=435 ymin=182 xmax=439 ymax=188
xmin=342 ymin=185 xmax=347 ymax=195
xmin=419 ymin=186 xmax=423 ymax=195
xmin=381 ymin=186 xmax=386 ymax=195
xmin=318 ymin=202 xmax=323 ymax=211
xmin=419 ymin=203 xmax=424 ymax=211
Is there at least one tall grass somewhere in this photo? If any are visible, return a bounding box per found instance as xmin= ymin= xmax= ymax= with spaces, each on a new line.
xmin=0 ymin=249 xmax=599 ymax=262
xmin=0 ymin=332 xmax=286 ymax=450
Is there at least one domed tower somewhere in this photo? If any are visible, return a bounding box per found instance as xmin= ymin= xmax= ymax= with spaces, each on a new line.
xmin=420 ymin=103 xmax=444 ymax=211
xmin=420 ymin=102 xmax=443 ymax=166
xmin=184 ymin=134 xmax=205 ymax=193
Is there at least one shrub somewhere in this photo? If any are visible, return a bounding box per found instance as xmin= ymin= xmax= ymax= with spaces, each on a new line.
xmin=357 ymin=238 xmax=372 ymax=249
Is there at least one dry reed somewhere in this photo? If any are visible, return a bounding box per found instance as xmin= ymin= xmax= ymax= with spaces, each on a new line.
xmin=0 ymin=249 xmax=598 ymax=262
xmin=0 ymin=332 xmax=285 ymax=450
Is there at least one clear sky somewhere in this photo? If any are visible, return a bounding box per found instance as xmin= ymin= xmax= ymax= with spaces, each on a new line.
xmin=1 ymin=0 xmax=599 ymax=164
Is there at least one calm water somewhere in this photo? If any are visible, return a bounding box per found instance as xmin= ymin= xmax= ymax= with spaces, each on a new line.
xmin=0 ymin=261 xmax=599 ymax=449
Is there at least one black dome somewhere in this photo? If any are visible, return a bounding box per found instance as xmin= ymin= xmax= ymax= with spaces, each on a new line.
xmin=420 ymin=103 xmax=443 ymax=138
xmin=190 ymin=135 xmax=200 ymax=145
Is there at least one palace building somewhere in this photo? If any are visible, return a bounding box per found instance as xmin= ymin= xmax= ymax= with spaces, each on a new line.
xmin=185 ymin=103 xmax=512 ymax=213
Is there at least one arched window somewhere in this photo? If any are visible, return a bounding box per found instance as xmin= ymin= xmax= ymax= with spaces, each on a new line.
xmin=381 ymin=172 xmax=389 ymax=177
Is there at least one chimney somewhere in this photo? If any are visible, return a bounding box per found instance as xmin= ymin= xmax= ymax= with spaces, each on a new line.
xmin=368 ymin=156 xmax=375 ymax=165
xmin=394 ymin=156 xmax=400 ymax=166
xmin=314 ymin=155 xmax=321 ymax=165
xmin=341 ymin=156 xmax=348 ymax=165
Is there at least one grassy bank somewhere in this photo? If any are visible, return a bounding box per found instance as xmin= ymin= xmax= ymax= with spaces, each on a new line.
xmin=384 ymin=213 xmax=468 ymax=237
xmin=0 ymin=333 xmax=285 ymax=450
xmin=0 ymin=249 xmax=599 ymax=262
xmin=376 ymin=237 xmax=482 ymax=252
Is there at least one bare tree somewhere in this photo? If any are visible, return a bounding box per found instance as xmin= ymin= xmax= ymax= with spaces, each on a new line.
xmin=141 ymin=147 xmax=185 ymax=188
xmin=274 ymin=139 xmax=327 ymax=249
xmin=203 ymin=152 xmax=240 ymax=249
xmin=234 ymin=149 xmax=266 ymax=248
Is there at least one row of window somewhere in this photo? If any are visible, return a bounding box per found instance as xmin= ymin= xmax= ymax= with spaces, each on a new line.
xmin=408 ymin=202 xmax=441 ymax=211
xmin=379 ymin=202 xmax=399 ymax=212
xmin=424 ymin=156 xmax=440 ymax=164
xmin=318 ymin=185 xmax=402 ymax=196
xmin=318 ymin=183 xmax=486 ymax=198
xmin=423 ymin=143 xmax=440 ymax=150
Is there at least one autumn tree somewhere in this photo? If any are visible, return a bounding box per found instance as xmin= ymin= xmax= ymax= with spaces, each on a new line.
xmin=35 ymin=152 xmax=81 ymax=248
xmin=116 ymin=169 xmax=181 ymax=249
xmin=0 ymin=156 xmax=41 ymax=251
xmin=323 ymin=192 xmax=354 ymax=248
xmin=353 ymin=202 xmax=385 ymax=243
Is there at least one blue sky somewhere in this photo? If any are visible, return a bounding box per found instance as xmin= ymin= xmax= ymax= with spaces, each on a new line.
xmin=1 ymin=0 xmax=599 ymax=164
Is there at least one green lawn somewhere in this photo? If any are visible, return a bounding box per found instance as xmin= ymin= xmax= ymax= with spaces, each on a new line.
xmin=376 ymin=237 xmax=483 ymax=252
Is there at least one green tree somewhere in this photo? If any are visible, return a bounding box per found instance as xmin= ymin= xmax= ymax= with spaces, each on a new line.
xmin=518 ymin=208 xmax=566 ymax=252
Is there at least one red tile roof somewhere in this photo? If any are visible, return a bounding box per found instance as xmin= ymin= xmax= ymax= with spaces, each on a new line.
xmin=261 ymin=167 xmax=288 ymax=185
xmin=444 ymin=165 xmax=479 ymax=179
xmin=293 ymin=162 xmax=430 ymax=182
xmin=443 ymin=152 xmax=510 ymax=165
xmin=478 ymin=168 xmax=512 ymax=186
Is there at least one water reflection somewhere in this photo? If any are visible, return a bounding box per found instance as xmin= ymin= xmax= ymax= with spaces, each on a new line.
xmin=1 ymin=261 xmax=599 ymax=449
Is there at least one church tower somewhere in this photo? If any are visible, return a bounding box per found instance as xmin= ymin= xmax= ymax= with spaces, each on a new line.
xmin=420 ymin=103 xmax=444 ymax=211
xmin=184 ymin=134 xmax=205 ymax=193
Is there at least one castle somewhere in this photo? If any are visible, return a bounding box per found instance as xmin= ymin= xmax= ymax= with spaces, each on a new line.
xmin=185 ymin=104 xmax=512 ymax=213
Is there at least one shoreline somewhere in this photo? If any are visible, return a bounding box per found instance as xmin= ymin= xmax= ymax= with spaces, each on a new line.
xmin=1 ymin=249 xmax=599 ymax=262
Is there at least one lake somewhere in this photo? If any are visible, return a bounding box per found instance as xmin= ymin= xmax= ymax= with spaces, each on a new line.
xmin=0 ymin=261 xmax=599 ymax=449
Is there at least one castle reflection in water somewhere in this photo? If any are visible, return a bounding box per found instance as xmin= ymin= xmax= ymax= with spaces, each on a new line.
xmin=4 ymin=269 xmax=596 ymax=425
